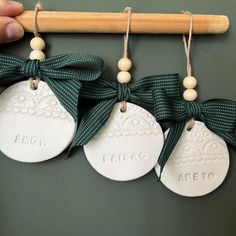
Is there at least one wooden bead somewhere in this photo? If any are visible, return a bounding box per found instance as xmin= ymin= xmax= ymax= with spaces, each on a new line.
xmin=30 ymin=37 xmax=46 ymax=51
xmin=118 ymin=58 xmax=132 ymax=71
xmin=183 ymin=76 xmax=197 ymax=89
xmin=117 ymin=71 xmax=131 ymax=83
xmin=183 ymin=89 xmax=198 ymax=101
xmin=29 ymin=50 xmax=46 ymax=61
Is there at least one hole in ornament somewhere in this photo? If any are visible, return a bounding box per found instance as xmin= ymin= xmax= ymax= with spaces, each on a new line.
xmin=186 ymin=119 xmax=195 ymax=131
xmin=120 ymin=101 xmax=127 ymax=113
xmin=29 ymin=77 xmax=39 ymax=91
xmin=30 ymin=82 xmax=38 ymax=90
xmin=31 ymin=83 xmax=38 ymax=90
xmin=187 ymin=127 xmax=193 ymax=132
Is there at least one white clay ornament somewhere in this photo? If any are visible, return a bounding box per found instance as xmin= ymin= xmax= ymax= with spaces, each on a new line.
xmin=0 ymin=81 xmax=76 ymax=163
xmin=155 ymin=121 xmax=229 ymax=197
xmin=84 ymin=8 xmax=164 ymax=181
xmin=0 ymin=34 xmax=76 ymax=162
xmin=84 ymin=102 xmax=164 ymax=181
xmin=154 ymin=12 xmax=229 ymax=197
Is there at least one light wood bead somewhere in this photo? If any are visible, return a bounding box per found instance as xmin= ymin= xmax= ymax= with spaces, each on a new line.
xmin=30 ymin=37 xmax=46 ymax=51
xmin=117 ymin=71 xmax=131 ymax=83
xmin=183 ymin=89 xmax=198 ymax=101
xmin=183 ymin=76 xmax=197 ymax=89
xmin=29 ymin=50 xmax=46 ymax=61
xmin=118 ymin=57 xmax=132 ymax=71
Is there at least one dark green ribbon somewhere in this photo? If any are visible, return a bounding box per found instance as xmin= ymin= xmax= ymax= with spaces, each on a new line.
xmin=155 ymin=93 xmax=236 ymax=174
xmin=70 ymin=74 xmax=181 ymax=149
xmin=0 ymin=53 xmax=104 ymax=121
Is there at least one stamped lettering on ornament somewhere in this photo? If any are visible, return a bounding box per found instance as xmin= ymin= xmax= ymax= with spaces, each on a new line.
xmin=177 ymin=172 xmax=215 ymax=182
xmin=102 ymin=152 xmax=148 ymax=163
xmin=14 ymin=134 xmax=47 ymax=148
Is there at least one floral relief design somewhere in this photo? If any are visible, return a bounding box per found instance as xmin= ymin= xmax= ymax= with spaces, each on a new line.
xmin=167 ymin=121 xmax=228 ymax=166
xmin=94 ymin=103 xmax=162 ymax=139
xmin=0 ymin=81 xmax=73 ymax=122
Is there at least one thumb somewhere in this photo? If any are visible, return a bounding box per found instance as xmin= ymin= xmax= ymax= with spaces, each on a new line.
xmin=0 ymin=1 xmax=23 ymax=16
xmin=0 ymin=1 xmax=24 ymax=43
xmin=0 ymin=16 xmax=24 ymax=43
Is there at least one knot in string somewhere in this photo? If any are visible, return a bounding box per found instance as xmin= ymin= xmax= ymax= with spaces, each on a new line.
xmin=185 ymin=101 xmax=203 ymax=118
xmin=22 ymin=60 xmax=42 ymax=78
xmin=117 ymin=83 xmax=131 ymax=101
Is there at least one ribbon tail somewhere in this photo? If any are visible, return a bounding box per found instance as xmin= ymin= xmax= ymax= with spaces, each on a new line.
xmin=68 ymin=99 xmax=117 ymax=155
xmin=158 ymin=121 xmax=187 ymax=177
xmin=0 ymin=54 xmax=26 ymax=84
xmin=44 ymin=78 xmax=81 ymax=121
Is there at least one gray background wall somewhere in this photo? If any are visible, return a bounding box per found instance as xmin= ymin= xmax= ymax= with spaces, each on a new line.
xmin=0 ymin=0 xmax=235 ymax=236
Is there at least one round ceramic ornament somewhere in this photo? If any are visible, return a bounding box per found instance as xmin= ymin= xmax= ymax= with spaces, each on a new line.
xmin=155 ymin=121 xmax=229 ymax=197
xmin=84 ymin=102 xmax=164 ymax=181
xmin=0 ymin=4 xmax=77 ymax=162
xmin=0 ymin=81 xmax=76 ymax=162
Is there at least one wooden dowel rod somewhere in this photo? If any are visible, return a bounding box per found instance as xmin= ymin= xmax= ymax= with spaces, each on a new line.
xmin=15 ymin=11 xmax=229 ymax=34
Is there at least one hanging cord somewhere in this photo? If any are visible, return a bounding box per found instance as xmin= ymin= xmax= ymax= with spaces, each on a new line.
xmin=182 ymin=11 xmax=195 ymax=130
xmin=182 ymin=11 xmax=193 ymax=77
xmin=29 ymin=2 xmax=43 ymax=90
xmin=33 ymin=2 xmax=42 ymax=37
xmin=123 ymin=7 xmax=132 ymax=58
xmin=120 ymin=7 xmax=132 ymax=112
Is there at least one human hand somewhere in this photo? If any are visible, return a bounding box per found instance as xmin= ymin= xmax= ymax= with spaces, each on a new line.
xmin=0 ymin=0 xmax=24 ymax=44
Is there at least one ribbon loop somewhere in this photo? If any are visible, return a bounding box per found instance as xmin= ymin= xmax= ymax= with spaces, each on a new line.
xmin=185 ymin=101 xmax=203 ymax=118
xmin=117 ymin=83 xmax=131 ymax=101
xmin=21 ymin=59 xmax=42 ymax=78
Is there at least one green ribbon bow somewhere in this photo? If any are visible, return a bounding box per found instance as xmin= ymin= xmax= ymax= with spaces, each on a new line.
xmin=154 ymin=93 xmax=236 ymax=174
xmin=70 ymin=73 xmax=181 ymax=149
xmin=0 ymin=53 xmax=104 ymax=121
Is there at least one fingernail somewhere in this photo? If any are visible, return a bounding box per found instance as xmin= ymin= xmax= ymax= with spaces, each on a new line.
xmin=9 ymin=1 xmax=23 ymax=7
xmin=5 ymin=23 xmax=23 ymax=40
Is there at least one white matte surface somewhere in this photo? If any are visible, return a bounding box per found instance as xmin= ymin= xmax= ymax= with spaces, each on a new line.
xmin=0 ymin=81 xmax=76 ymax=163
xmin=84 ymin=102 xmax=164 ymax=181
xmin=155 ymin=121 xmax=229 ymax=197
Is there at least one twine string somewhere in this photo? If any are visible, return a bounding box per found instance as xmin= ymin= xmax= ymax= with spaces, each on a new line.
xmin=33 ymin=2 xmax=42 ymax=37
xmin=182 ymin=11 xmax=193 ymax=77
xmin=182 ymin=11 xmax=195 ymax=130
xmin=120 ymin=7 xmax=132 ymax=112
xmin=123 ymin=7 xmax=132 ymax=58
xmin=29 ymin=2 xmax=43 ymax=90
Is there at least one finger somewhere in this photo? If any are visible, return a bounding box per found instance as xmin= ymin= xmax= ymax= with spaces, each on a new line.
xmin=0 ymin=1 xmax=23 ymax=16
xmin=0 ymin=16 xmax=24 ymax=43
